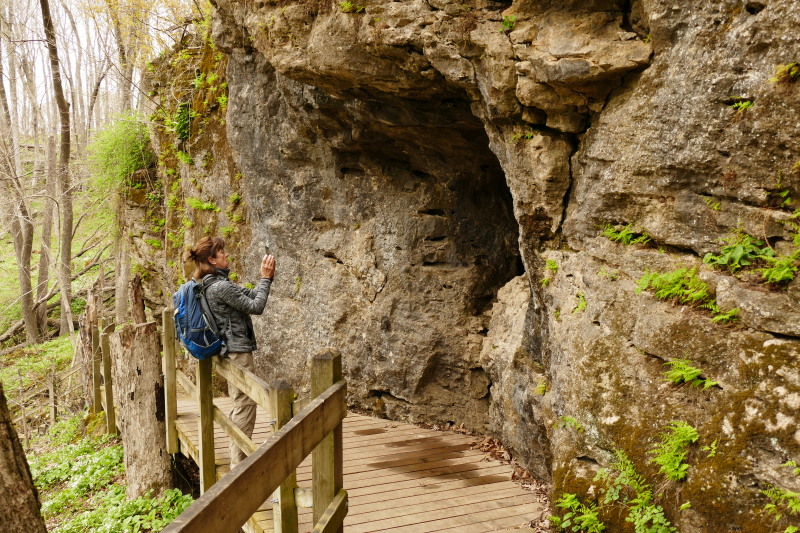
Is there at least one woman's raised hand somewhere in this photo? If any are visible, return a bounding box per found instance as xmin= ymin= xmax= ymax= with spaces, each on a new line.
xmin=261 ymin=254 xmax=276 ymax=279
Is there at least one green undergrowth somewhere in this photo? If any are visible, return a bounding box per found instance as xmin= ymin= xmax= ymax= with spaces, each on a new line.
xmin=27 ymin=410 xmax=193 ymax=532
xmin=551 ymin=493 xmax=605 ymax=532
xmin=1 ymin=337 xmax=73 ymax=396
xmin=636 ymin=266 xmax=738 ymax=324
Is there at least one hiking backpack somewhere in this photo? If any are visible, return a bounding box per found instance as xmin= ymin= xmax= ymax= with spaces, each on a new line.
xmin=172 ymin=278 xmax=227 ymax=360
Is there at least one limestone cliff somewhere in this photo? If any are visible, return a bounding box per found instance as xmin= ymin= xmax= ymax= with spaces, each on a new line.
xmin=133 ymin=0 xmax=800 ymax=530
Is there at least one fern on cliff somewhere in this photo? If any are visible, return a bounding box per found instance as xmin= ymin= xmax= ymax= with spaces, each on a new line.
xmin=601 ymin=223 xmax=651 ymax=246
xmin=648 ymin=421 xmax=699 ymax=482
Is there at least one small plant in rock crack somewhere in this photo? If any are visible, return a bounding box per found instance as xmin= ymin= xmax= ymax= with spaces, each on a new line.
xmin=551 ymin=493 xmax=605 ymax=533
xmin=703 ymin=230 xmax=774 ymax=273
xmin=769 ymin=62 xmax=800 ymax=84
xmin=662 ymin=358 xmax=718 ymax=390
xmin=499 ymin=15 xmax=516 ymax=33
xmin=599 ymin=267 xmax=619 ymax=280
xmin=573 ymin=292 xmax=587 ymax=314
xmin=535 ymin=381 xmax=546 ymax=395
xmin=701 ymin=438 xmax=717 ymax=458
xmin=600 ymin=222 xmax=651 ymax=246
xmin=541 ymin=258 xmax=558 ymax=286
xmin=648 ymin=421 xmax=699 ymax=482
xmin=729 ymin=100 xmax=753 ymax=113
xmin=339 ymin=1 xmax=364 ymax=12
xmin=556 ymin=415 xmax=584 ymax=432
xmin=702 ymin=196 xmax=721 ymax=211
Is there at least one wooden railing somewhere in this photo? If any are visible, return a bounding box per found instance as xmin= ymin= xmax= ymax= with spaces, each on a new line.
xmin=161 ymin=311 xmax=347 ymax=533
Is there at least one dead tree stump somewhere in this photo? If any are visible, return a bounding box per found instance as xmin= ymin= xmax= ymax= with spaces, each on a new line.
xmin=0 ymin=382 xmax=47 ymax=533
xmin=109 ymin=322 xmax=174 ymax=498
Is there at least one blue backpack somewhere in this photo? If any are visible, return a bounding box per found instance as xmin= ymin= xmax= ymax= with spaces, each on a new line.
xmin=173 ymin=277 xmax=227 ymax=360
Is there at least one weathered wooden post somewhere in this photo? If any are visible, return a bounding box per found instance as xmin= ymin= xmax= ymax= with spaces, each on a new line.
xmin=109 ymin=321 xmax=174 ymax=498
xmin=197 ymin=357 xmax=215 ymax=493
xmin=92 ymin=324 xmax=102 ymax=413
xmin=100 ymin=318 xmax=117 ymax=435
xmin=311 ymin=349 xmax=343 ymax=532
xmin=271 ymin=379 xmax=299 ymax=533
xmin=48 ymin=373 xmax=57 ymax=425
xmin=162 ymin=309 xmax=179 ymax=454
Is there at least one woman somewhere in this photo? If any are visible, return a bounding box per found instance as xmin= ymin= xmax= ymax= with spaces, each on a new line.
xmin=186 ymin=236 xmax=276 ymax=467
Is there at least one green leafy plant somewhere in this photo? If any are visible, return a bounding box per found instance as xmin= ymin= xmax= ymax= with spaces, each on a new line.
xmin=552 ymin=493 xmax=605 ymax=533
xmin=637 ymin=266 xmax=736 ymax=325
xmin=701 ymin=439 xmax=717 ymax=458
xmin=662 ymin=359 xmax=718 ymax=390
xmin=573 ymin=292 xmax=587 ymax=314
xmin=173 ymin=103 xmax=192 ymax=140
xmin=88 ymin=112 xmax=155 ymax=190
xmin=339 ymin=1 xmax=363 ymax=12
xmin=144 ymin=238 xmax=163 ymax=249
xmin=648 ymin=421 xmax=699 ymax=481
xmin=221 ymin=226 xmax=235 ymax=237
xmin=229 ymin=192 xmax=242 ymax=204
xmin=554 ymin=309 xmax=561 ymax=319
xmin=594 ymin=449 xmax=678 ymax=533
xmin=186 ymin=197 xmax=221 ymax=212
xmin=729 ymin=100 xmax=753 ymax=112
xmin=769 ymin=63 xmax=800 ymax=84
xmin=217 ymin=95 xmax=228 ymax=109
xmin=599 ymin=267 xmax=619 ymax=281
xmin=703 ymin=231 xmax=774 ymax=273
xmin=546 ymin=259 xmax=558 ymax=274
xmin=500 ymin=15 xmax=516 ymax=33
xmin=535 ymin=381 xmax=546 ymax=395
xmin=644 ymin=33 xmax=651 ymax=44
xmin=679 ymin=502 xmax=692 ymax=511
xmin=600 ymin=223 xmax=650 ymax=246
xmin=556 ymin=415 xmax=584 ymax=432
xmin=703 ymin=196 xmax=721 ymax=210
xmin=176 ymin=150 xmax=194 ymax=165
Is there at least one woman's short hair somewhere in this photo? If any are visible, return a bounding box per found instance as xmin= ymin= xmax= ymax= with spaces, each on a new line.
xmin=186 ymin=236 xmax=225 ymax=280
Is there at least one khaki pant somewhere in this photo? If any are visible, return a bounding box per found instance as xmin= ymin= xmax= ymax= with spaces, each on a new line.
xmin=228 ymin=351 xmax=257 ymax=467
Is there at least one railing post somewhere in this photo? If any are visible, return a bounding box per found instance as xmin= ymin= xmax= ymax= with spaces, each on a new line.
xmin=92 ymin=325 xmax=102 ymax=413
xmin=100 ymin=318 xmax=117 ymax=435
xmin=311 ymin=349 xmax=343 ymax=532
xmin=162 ymin=310 xmax=179 ymax=454
xmin=197 ymin=357 xmax=215 ymax=494
xmin=271 ymin=379 xmax=299 ymax=533
xmin=48 ymin=375 xmax=57 ymax=425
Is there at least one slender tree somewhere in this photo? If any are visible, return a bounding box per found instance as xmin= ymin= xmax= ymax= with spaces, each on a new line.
xmin=39 ymin=0 xmax=76 ymax=344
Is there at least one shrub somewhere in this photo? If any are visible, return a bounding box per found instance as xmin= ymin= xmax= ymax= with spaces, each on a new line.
xmin=88 ymin=112 xmax=154 ymax=190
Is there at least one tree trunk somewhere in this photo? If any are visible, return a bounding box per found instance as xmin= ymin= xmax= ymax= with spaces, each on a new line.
xmin=109 ymin=322 xmax=174 ymax=498
xmin=130 ymin=273 xmax=146 ymax=324
xmin=39 ymin=0 xmax=75 ymax=344
xmin=8 ymin=191 xmax=37 ymax=344
xmin=115 ymin=238 xmax=129 ymax=324
xmin=0 ymin=382 xmax=48 ymax=533
xmin=35 ymin=135 xmax=57 ymax=340
xmin=79 ymin=288 xmax=98 ymax=409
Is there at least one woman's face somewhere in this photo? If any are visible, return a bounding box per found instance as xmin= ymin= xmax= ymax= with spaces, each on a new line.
xmin=209 ymin=248 xmax=230 ymax=270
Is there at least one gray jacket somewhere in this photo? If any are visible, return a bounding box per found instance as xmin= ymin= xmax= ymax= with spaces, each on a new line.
xmin=202 ymin=268 xmax=272 ymax=353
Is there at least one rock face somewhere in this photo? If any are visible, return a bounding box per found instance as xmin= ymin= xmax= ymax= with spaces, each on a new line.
xmin=134 ymin=0 xmax=800 ymax=530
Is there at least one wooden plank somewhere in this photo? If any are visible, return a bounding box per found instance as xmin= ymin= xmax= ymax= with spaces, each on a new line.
xmin=197 ymin=358 xmax=215 ymax=494
xmin=311 ymin=489 xmax=347 ymax=533
xmin=161 ymin=380 xmax=346 ymax=533
xmin=163 ymin=310 xmax=179 ymax=454
xmin=212 ymin=356 xmax=272 ymax=413
xmin=100 ymin=320 xmax=117 ymax=436
xmin=271 ymin=380 xmax=299 ymax=533
xmin=346 ymin=494 xmax=534 ymax=533
xmin=311 ymin=349 xmax=343 ymax=531
xmin=178 ymin=369 xmax=258 ymax=458
xmin=422 ymin=509 xmax=541 ymax=533
xmin=92 ymin=325 xmax=102 ymax=412
xmin=368 ymin=502 xmax=542 ymax=533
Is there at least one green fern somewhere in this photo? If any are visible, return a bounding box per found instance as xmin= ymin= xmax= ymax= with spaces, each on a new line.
xmin=601 ymin=223 xmax=651 ymax=246
xmin=573 ymin=292 xmax=587 ymax=314
xmin=554 ymin=493 xmax=605 ymax=533
xmin=648 ymin=421 xmax=699 ymax=482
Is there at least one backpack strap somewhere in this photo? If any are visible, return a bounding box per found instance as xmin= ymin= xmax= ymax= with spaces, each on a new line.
xmin=196 ymin=275 xmax=225 ymax=338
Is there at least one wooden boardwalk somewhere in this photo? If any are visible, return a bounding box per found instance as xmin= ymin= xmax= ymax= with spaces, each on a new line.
xmin=174 ymin=393 xmax=543 ymax=533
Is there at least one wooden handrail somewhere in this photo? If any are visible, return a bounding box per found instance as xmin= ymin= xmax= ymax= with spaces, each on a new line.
xmin=174 ymin=368 xmax=258 ymax=456
xmin=161 ymin=380 xmax=347 ymax=533
xmin=211 ymin=356 xmax=273 ymax=413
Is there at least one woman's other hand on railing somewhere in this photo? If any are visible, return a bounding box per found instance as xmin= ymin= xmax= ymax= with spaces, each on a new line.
xmin=261 ymin=255 xmax=276 ymax=279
